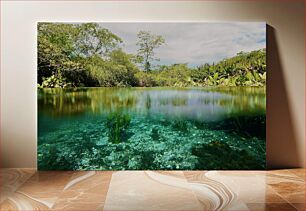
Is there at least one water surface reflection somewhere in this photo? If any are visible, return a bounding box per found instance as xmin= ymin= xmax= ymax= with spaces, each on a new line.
xmin=38 ymin=87 xmax=266 ymax=122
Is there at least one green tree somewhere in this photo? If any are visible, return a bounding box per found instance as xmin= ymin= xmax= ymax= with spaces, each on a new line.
xmin=37 ymin=23 xmax=126 ymax=87
xmin=136 ymin=31 xmax=165 ymax=71
xmin=37 ymin=23 xmax=80 ymax=87
xmin=85 ymin=50 xmax=139 ymax=87
xmin=75 ymin=23 xmax=123 ymax=58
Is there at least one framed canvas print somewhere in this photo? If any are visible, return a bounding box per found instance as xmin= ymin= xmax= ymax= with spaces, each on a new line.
xmin=37 ymin=22 xmax=266 ymax=170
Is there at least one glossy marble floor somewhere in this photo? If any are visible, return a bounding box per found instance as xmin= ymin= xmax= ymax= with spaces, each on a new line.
xmin=0 ymin=169 xmax=304 ymax=211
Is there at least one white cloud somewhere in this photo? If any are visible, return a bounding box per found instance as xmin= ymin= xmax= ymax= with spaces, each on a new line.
xmin=99 ymin=22 xmax=266 ymax=67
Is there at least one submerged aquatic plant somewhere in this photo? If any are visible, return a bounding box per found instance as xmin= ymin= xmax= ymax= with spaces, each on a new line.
xmin=150 ymin=127 xmax=160 ymax=141
xmin=38 ymin=144 xmax=76 ymax=170
xmin=211 ymin=114 xmax=266 ymax=139
xmin=192 ymin=140 xmax=264 ymax=170
xmin=106 ymin=111 xmax=131 ymax=144
xmin=172 ymin=119 xmax=189 ymax=133
xmin=137 ymin=149 xmax=157 ymax=169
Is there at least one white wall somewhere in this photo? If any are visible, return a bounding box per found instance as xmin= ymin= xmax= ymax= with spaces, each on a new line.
xmin=1 ymin=0 xmax=304 ymax=168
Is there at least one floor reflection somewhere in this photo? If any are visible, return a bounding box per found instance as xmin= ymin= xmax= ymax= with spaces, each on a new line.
xmin=0 ymin=169 xmax=304 ymax=210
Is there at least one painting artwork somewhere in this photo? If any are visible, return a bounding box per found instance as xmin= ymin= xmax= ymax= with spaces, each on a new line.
xmin=38 ymin=22 xmax=266 ymax=170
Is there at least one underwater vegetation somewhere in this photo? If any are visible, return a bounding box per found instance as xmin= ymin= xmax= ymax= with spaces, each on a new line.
xmin=192 ymin=140 xmax=264 ymax=170
xmin=210 ymin=114 xmax=266 ymax=139
xmin=171 ymin=119 xmax=189 ymax=133
xmin=38 ymin=113 xmax=266 ymax=170
xmin=106 ymin=111 xmax=131 ymax=144
xmin=38 ymin=134 xmax=98 ymax=170
xmin=150 ymin=127 xmax=161 ymax=141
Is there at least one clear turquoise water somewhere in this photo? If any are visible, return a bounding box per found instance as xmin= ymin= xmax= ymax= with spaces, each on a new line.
xmin=38 ymin=87 xmax=266 ymax=170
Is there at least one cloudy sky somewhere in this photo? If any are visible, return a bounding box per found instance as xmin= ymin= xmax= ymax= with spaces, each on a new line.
xmin=99 ymin=22 xmax=266 ymax=67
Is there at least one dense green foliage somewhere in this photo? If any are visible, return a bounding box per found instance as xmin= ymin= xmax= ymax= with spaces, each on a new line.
xmin=38 ymin=23 xmax=132 ymax=88
xmin=38 ymin=23 xmax=266 ymax=88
